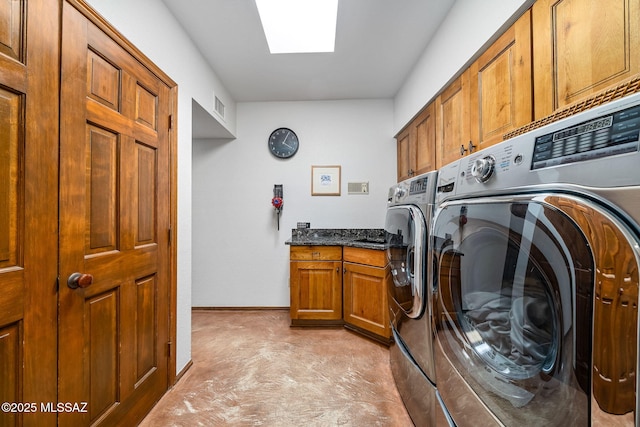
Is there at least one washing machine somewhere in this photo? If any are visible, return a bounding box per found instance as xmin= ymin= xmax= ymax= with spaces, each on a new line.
xmin=432 ymin=92 xmax=640 ymax=426
xmin=385 ymin=171 xmax=452 ymax=426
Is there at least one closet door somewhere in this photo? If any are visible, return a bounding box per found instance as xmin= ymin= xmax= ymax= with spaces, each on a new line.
xmin=0 ymin=1 xmax=59 ymax=426
xmin=58 ymin=3 xmax=174 ymax=425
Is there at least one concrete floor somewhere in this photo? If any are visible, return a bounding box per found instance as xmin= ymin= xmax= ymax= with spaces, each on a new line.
xmin=139 ymin=309 xmax=413 ymax=426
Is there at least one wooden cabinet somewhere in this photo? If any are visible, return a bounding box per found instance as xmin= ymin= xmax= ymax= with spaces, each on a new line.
xmin=343 ymin=247 xmax=391 ymax=342
xmin=469 ymin=9 xmax=533 ymax=152
xmin=396 ymin=103 xmax=437 ymax=181
xmin=435 ymin=10 xmax=533 ymax=169
xmin=289 ymin=246 xmax=343 ymax=325
xmin=435 ymin=70 xmax=471 ymax=169
xmin=398 ymin=0 xmax=640 ymax=176
xmin=532 ymin=0 xmax=640 ymax=119
xmin=289 ymin=245 xmax=391 ymax=342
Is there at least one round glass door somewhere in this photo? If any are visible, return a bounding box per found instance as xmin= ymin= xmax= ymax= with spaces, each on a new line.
xmin=385 ymin=205 xmax=426 ymax=319
xmin=433 ymin=197 xmax=594 ymax=425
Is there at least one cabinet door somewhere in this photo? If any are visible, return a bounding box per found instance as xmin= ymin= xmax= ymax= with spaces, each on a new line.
xmin=532 ymin=0 xmax=640 ymax=118
xmin=469 ymin=10 xmax=533 ymax=151
xmin=413 ymin=103 xmax=437 ymax=175
xmin=343 ymin=262 xmax=390 ymax=339
xmin=290 ymin=261 xmax=342 ymax=321
xmin=436 ymin=70 xmax=471 ymax=169
xmin=396 ymin=127 xmax=412 ymax=182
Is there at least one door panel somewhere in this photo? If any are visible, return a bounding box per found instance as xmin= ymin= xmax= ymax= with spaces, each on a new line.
xmin=469 ymin=10 xmax=532 ymax=150
xmin=59 ymin=3 xmax=171 ymax=425
xmin=436 ymin=71 xmax=470 ymax=168
xmin=533 ymin=0 xmax=640 ymax=117
xmin=0 ymin=0 xmax=59 ymax=426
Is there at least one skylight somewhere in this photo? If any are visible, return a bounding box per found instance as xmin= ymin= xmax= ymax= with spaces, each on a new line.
xmin=255 ymin=0 xmax=339 ymax=54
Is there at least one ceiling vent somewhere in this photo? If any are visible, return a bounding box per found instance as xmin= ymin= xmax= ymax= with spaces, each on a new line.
xmin=214 ymin=96 xmax=225 ymax=119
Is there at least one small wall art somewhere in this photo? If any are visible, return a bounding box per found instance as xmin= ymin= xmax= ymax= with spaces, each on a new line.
xmin=311 ymin=165 xmax=341 ymax=196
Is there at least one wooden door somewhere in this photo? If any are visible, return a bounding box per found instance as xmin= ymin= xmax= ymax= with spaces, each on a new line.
xmin=413 ymin=102 xmax=437 ymax=175
xmin=0 ymin=1 xmax=59 ymax=426
xmin=343 ymin=262 xmax=390 ymax=340
xmin=396 ymin=128 xmax=412 ymax=182
xmin=290 ymin=260 xmax=343 ymax=322
xmin=532 ymin=0 xmax=640 ymax=118
xmin=436 ymin=70 xmax=471 ymax=169
xmin=469 ymin=10 xmax=532 ymax=151
xmin=58 ymin=3 xmax=173 ymax=425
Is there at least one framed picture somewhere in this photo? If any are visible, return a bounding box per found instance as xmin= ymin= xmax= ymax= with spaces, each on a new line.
xmin=311 ymin=165 xmax=341 ymax=196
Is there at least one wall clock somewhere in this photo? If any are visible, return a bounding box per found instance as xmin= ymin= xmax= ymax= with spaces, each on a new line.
xmin=268 ymin=127 xmax=299 ymax=159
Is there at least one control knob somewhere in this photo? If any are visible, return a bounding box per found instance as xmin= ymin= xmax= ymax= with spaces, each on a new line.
xmin=471 ymin=156 xmax=495 ymax=183
xmin=394 ymin=186 xmax=407 ymax=201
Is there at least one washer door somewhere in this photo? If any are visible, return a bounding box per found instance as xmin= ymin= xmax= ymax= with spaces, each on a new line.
xmin=385 ymin=205 xmax=427 ymax=320
xmin=433 ymin=194 xmax=640 ymax=426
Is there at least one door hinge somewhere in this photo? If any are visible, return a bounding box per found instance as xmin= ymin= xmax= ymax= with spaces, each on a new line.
xmin=168 ymin=227 xmax=172 ymax=245
xmin=168 ymin=114 xmax=173 ymax=130
xmin=167 ymin=341 xmax=172 ymax=357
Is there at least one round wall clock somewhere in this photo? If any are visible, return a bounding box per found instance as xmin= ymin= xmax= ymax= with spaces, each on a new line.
xmin=268 ymin=127 xmax=299 ymax=159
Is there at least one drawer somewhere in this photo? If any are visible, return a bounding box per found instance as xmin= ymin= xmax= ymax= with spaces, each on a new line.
xmin=290 ymin=245 xmax=342 ymax=261
xmin=343 ymin=246 xmax=386 ymax=267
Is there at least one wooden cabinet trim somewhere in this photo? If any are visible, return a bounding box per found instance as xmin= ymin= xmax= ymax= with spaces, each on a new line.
xmin=343 ymin=246 xmax=387 ymax=268
xmin=290 ymin=245 xmax=342 ymax=261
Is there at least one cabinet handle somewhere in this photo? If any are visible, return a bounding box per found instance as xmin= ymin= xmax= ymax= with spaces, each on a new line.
xmin=468 ymin=140 xmax=476 ymax=153
xmin=460 ymin=144 xmax=467 ymax=156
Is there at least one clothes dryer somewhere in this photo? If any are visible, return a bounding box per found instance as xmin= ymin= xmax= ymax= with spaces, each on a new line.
xmin=432 ymin=92 xmax=640 ymax=426
xmin=385 ymin=171 xmax=451 ymax=426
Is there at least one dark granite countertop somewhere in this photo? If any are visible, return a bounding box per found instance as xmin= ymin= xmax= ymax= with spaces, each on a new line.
xmin=285 ymin=228 xmax=387 ymax=250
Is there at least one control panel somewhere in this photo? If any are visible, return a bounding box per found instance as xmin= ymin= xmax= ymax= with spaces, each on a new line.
xmin=409 ymin=175 xmax=429 ymax=195
xmin=531 ymin=103 xmax=640 ymax=170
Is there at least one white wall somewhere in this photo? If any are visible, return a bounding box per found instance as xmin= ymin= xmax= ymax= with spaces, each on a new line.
xmin=86 ymin=0 xmax=236 ymax=375
xmin=394 ymin=0 xmax=534 ymax=133
xmin=192 ymin=100 xmax=396 ymax=306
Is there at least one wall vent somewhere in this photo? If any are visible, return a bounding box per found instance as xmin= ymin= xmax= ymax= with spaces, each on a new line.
xmin=348 ymin=182 xmax=369 ymax=195
xmin=214 ymin=96 xmax=225 ymax=118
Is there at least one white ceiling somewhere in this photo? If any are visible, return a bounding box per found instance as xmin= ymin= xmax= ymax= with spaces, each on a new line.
xmin=161 ymin=0 xmax=455 ymax=103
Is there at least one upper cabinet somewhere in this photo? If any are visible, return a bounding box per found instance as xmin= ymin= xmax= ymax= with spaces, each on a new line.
xmin=469 ymin=10 xmax=533 ymax=152
xmin=397 ymin=1 xmax=640 ymax=179
xmin=532 ymin=0 xmax=640 ymax=118
xmin=396 ymin=102 xmax=437 ymax=181
xmin=435 ymin=71 xmax=471 ymax=169
xmin=434 ymin=10 xmax=533 ymax=170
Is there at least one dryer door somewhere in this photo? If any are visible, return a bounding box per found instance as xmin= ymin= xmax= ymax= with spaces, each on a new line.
xmin=433 ymin=194 xmax=640 ymax=426
xmin=385 ymin=205 xmax=427 ymax=320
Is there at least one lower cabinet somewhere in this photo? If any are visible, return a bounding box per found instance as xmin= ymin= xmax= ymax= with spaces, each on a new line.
xmin=343 ymin=247 xmax=391 ymax=342
xmin=290 ymin=246 xmax=343 ymax=325
xmin=289 ymin=245 xmax=391 ymax=343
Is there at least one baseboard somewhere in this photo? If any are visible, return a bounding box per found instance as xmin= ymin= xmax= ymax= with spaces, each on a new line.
xmin=174 ymin=359 xmax=193 ymax=385
xmin=192 ymin=306 xmax=289 ymax=311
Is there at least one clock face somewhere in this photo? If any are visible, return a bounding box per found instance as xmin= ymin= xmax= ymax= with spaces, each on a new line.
xmin=268 ymin=128 xmax=299 ymax=159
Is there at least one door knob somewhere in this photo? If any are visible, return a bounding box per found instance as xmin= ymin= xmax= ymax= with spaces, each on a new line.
xmin=67 ymin=272 xmax=94 ymax=289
